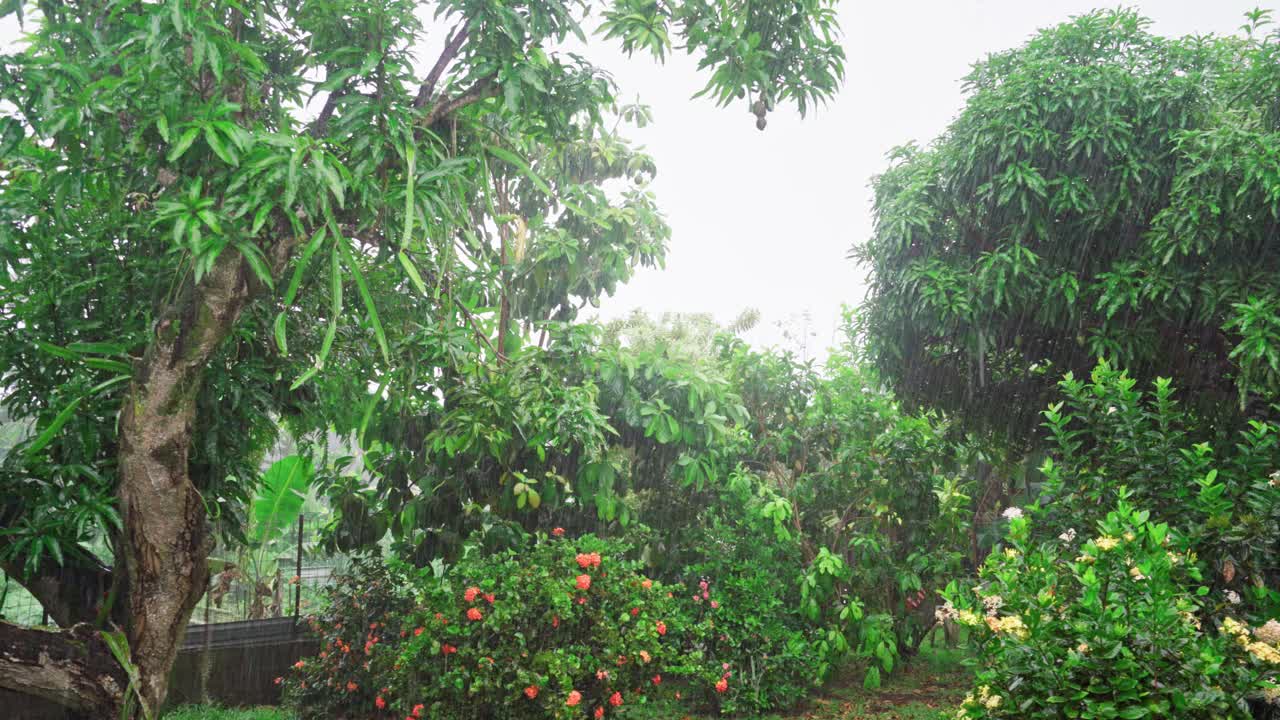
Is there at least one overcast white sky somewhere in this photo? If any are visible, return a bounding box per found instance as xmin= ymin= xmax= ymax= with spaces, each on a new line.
xmin=1 ymin=1 xmax=1269 ymax=358
xmin=583 ymin=0 xmax=1270 ymax=357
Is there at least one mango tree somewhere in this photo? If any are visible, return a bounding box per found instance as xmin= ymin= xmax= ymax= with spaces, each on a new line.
xmin=0 ymin=0 xmax=843 ymax=716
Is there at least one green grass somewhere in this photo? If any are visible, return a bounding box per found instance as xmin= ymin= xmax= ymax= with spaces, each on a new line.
xmin=164 ymin=706 xmax=293 ymax=720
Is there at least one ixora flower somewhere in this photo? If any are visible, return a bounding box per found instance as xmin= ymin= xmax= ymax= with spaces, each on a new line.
xmin=464 ymin=586 xmax=482 ymax=602
xmin=1094 ymin=536 xmax=1120 ymax=551
xmin=565 ymin=690 xmax=582 ymax=706
xmin=466 ymin=607 xmax=484 ymax=621
xmin=441 ymin=644 xmax=457 ymax=655
xmin=375 ymin=696 xmax=386 ymax=710
xmin=1255 ymin=619 xmax=1280 ymax=645
xmin=411 ymin=704 xmax=424 ymax=717
xmin=609 ymin=691 xmax=623 ymax=706
xmin=715 ymin=678 xmax=729 ymax=693
xmin=639 ymin=650 xmax=651 ymax=663
xmin=552 ymin=527 xmax=566 ymax=537
xmin=641 ymin=579 xmax=653 ymax=590
xmin=1001 ymin=506 xmax=1024 ymax=520
xmin=576 ymin=574 xmax=592 ymax=591
xmin=652 ymin=674 xmax=662 ymax=685
xmin=576 ymin=552 xmax=602 ymax=569
xmin=655 ymin=620 xmax=667 ymax=636
xmin=346 ymin=680 xmax=359 ymax=692
xmin=524 ymin=685 xmax=539 ymax=700
xmin=594 ymin=707 xmax=605 ymax=719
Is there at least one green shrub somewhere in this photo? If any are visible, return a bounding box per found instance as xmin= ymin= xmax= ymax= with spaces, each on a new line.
xmin=284 ymin=533 xmax=688 ymax=719
xmin=667 ymin=517 xmax=834 ymax=715
xmin=944 ymin=502 xmax=1280 ymax=719
xmin=1036 ymin=362 xmax=1280 ymax=613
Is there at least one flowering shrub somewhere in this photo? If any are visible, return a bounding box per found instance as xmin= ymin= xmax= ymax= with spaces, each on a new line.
xmin=944 ymin=501 xmax=1280 ymax=719
xmin=666 ymin=518 xmax=846 ymax=715
xmin=1036 ymin=363 xmax=1280 ymax=614
xmin=283 ymin=533 xmax=684 ymax=719
xmin=278 ymin=556 xmax=416 ymax=719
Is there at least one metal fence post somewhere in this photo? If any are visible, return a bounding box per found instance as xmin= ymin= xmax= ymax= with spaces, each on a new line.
xmin=294 ymin=513 xmax=304 ymax=627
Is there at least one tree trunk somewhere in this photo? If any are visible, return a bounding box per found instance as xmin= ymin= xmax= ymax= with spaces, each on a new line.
xmin=116 ymin=246 xmax=265 ymax=716
xmin=0 ymin=621 xmax=128 ymax=717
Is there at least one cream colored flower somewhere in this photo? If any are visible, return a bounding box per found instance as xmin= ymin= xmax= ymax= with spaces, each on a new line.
xmin=1058 ymin=528 xmax=1077 ymax=543
xmin=956 ymin=609 xmax=982 ymax=627
xmin=1247 ymin=641 xmax=1280 ymax=664
xmin=982 ymin=594 xmax=1005 ymax=616
xmin=1003 ymin=547 xmax=1020 ymax=559
xmin=1254 ymin=619 xmax=1280 ymax=645
xmin=1095 ymin=536 xmax=1119 ymax=551
xmin=1123 ymin=531 xmax=1136 ymax=542
xmin=1002 ymin=507 xmax=1024 ymax=520
xmin=1128 ymin=565 xmax=1146 ymax=581
xmin=1076 ymin=641 xmax=1090 ymax=654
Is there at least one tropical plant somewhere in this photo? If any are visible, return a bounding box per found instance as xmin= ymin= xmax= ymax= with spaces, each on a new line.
xmin=0 ymin=0 xmax=844 ymax=714
xmin=284 ymin=533 xmax=686 ymax=720
xmin=857 ymin=8 xmax=1280 ymax=445
xmin=1034 ymin=362 xmax=1280 ymax=613
xmin=944 ymin=501 xmax=1280 ymax=719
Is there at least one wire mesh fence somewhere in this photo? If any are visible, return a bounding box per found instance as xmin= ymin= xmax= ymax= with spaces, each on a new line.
xmin=192 ymin=511 xmax=349 ymax=625
xmin=1 ymin=512 xmax=351 ymax=629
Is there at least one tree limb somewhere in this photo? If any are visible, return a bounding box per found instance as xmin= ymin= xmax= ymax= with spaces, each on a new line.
xmin=414 ymin=26 xmax=469 ymax=109
xmin=423 ymin=77 xmax=500 ymax=127
xmin=0 ymin=621 xmax=127 ymax=716
xmin=0 ymin=545 xmax=115 ymax=628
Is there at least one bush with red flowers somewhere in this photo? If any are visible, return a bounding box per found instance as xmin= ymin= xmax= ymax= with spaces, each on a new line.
xmin=283 ymin=533 xmax=683 ymax=719
xmin=281 ymin=556 xmax=415 ymax=720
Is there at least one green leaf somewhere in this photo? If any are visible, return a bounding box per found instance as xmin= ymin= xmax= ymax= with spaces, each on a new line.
xmin=486 ymin=145 xmax=552 ymax=196
xmin=400 ymin=145 xmax=416 ymax=248
xmin=273 ymin=312 xmax=288 ymax=355
xmin=340 ymin=238 xmax=389 ymax=363
xmin=248 ymin=455 xmax=313 ymax=549
xmin=397 ymin=251 xmax=428 ymax=296
xmin=167 ymin=127 xmax=199 ymax=162
xmin=25 ymin=396 xmax=84 ymax=457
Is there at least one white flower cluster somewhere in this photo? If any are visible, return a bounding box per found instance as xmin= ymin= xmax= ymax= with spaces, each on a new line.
xmin=1058 ymin=527 xmax=1077 ymax=543
xmin=1001 ymin=506 xmax=1023 ymax=520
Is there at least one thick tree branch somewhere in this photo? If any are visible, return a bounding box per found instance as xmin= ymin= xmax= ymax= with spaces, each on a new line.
xmin=423 ymin=77 xmax=500 ymax=127
xmin=0 ymin=545 xmax=114 ymax=628
xmin=311 ymin=86 xmax=348 ymax=138
xmin=0 ymin=621 xmax=127 ymax=716
xmin=414 ymin=26 xmax=469 ymax=109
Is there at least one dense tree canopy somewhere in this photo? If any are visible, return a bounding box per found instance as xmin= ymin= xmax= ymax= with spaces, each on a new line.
xmin=0 ymin=0 xmax=843 ymax=715
xmin=857 ymin=9 xmax=1280 ymax=443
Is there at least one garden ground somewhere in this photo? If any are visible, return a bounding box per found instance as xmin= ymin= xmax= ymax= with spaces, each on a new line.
xmin=164 ymin=641 xmax=969 ymax=720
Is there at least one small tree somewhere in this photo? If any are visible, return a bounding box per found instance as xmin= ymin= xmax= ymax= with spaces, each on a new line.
xmin=0 ymin=0 xmax=843 ymax=715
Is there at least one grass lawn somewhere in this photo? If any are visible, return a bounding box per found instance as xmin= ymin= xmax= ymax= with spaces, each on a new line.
xmin=164 ymin=706 xmax=292 ymax=720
